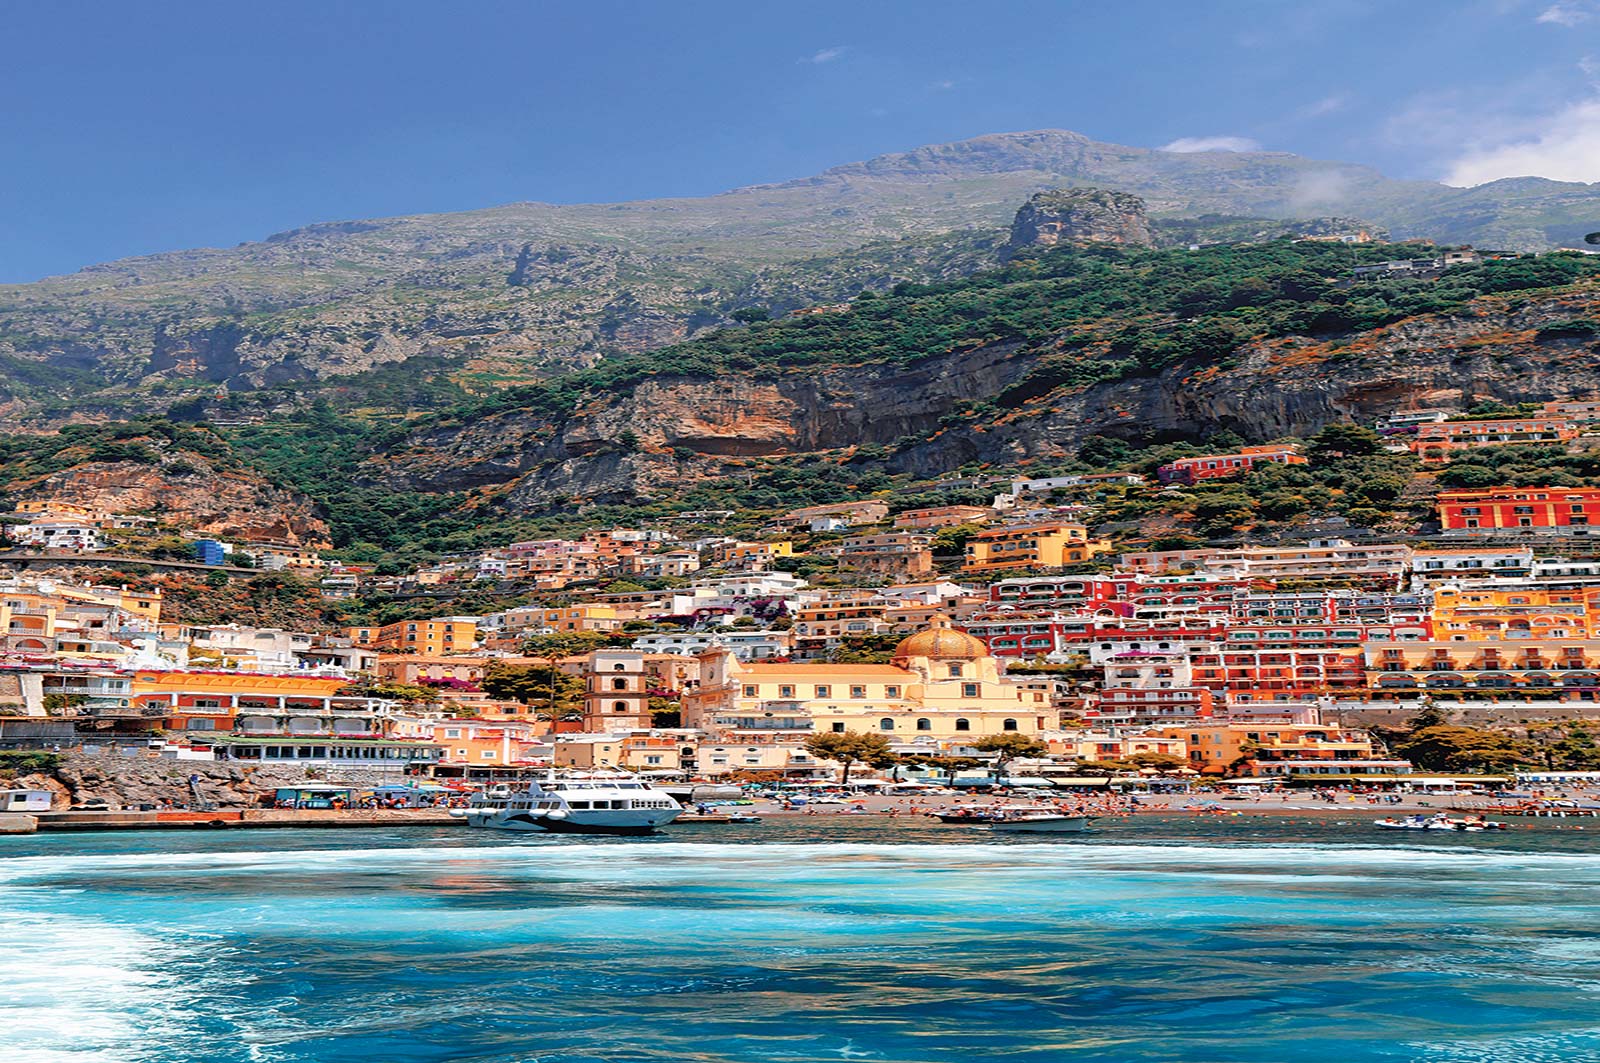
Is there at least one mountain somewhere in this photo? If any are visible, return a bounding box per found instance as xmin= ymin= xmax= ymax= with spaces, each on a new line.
xmin=349 ymin=239 xmax=1600 ymax=516
xmin=2 ymin=129 xmax=1598 ymax=423
xmin=6 ymin=232 xmax=1598 ymax=561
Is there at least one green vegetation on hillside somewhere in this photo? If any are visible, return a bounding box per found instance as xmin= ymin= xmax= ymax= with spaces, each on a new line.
xmin=429 ymin=242 xmax=1600 ymax=429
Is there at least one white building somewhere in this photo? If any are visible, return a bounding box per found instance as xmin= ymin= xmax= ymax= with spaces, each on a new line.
xmin=631 ymin=631 xmax=793 ymax=660
xmin=11 ymin=521 xmax=105 ymax=551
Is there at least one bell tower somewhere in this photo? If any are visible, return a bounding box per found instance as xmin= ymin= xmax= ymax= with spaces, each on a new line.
xmin=583 ymin=650 xmax=654 ymax=731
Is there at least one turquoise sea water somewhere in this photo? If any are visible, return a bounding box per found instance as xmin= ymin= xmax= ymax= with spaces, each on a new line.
xmin=5 ymin=816 xmax=1600 ymax=1063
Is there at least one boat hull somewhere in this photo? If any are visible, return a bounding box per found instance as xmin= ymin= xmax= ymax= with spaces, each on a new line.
xmin=466 ymin=808 xmax=680 ymax=835
xmin=988 ymin=816 xmax=1091 ymax=833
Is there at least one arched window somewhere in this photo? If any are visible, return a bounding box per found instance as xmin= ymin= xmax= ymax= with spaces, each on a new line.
xmin=879 ymin=717 xmax=895 ymax=731
xmin=954 ymin=718 xmax=971 ymax=732
xmin=916 ymin=718 xmax=931 ymax=731
xmin=613 ymin=663 xmax=626 ymax=671
xmin=612 ymin=677 xmax=628 ymax=690
xmin=1003 ymin=718 xmax=1018 ymax=732
xmin=613 ymin=701 xmax=629 ymax=713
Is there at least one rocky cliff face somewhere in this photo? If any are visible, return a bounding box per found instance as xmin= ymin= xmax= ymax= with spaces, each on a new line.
xmin=371 ymin=286 xmax=1600 ymax=512
xmin=13 ymin=458 xmax=330 ymax=544
xmin=1006 ymin=188 xmax=1155 ymax=252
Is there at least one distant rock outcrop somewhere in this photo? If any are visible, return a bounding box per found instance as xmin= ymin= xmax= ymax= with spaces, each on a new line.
xmin=1006 ymin=188 xmax=1155 ymax=253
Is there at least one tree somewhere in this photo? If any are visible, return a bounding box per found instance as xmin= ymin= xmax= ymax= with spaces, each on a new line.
xmin=520 ymin=631 xmax=612 ymax=658
xmin=42 ymin=693 xmax=89 ymax=714
xmin=1307 ymin=423 xmax=1383 ymax=463
xmin=826 ymin=633 xmax=903 ymax=663
xmin=905 ymin=753 xmax=980 ymax=784
xmin=803 ymin=730 xmax=895 ymax=784
xmin=339 ymin=681 xmax=436 ymax=704
xmin=1549 ymin=723 xmax=1600 ymax=770
xmin=931 ymin=523 xmax=985 ymax=556
xmin=1128 ymin=752 xmax=1187 ymax=772
xmin=1406 ymin=700 xmax=1447 ymax=731
xmin=972 ymin=732 xmax=1048 ymax=779
xmin=648 ymin=695 xmax=680 ymax=728
xmin=482 ymin=663 xmax=585 ymax=721
xmin=1076 ymin=435 xmax=1134 ymax=469
xmin=1394 ymin=725 xmax=1530 ymax=773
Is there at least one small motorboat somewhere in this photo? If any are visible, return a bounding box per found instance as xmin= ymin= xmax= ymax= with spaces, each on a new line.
xmin=674 ymin=812 xmax=763 ymax=824
xmin=1375 ymin=814 xmax=1507 ymax=832
xmin=935 ymin=803 xmax=1065 ymax=824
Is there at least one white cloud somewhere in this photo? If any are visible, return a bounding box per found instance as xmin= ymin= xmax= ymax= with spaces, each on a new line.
xmin=1159 ymin=136 xmax=1262 ymax=153
xmin=930 ymin=79 xmax=957 ymax=91
xmin=1297 ymin=93 xmax=1349 ymax=120
xmin=1537 ymin=1 xmax=1594 ymax=26
xmin=1444 ymin=95 xmax=1600 ymax=184
xmin=802 ymin=46 xmax=846 ymax=64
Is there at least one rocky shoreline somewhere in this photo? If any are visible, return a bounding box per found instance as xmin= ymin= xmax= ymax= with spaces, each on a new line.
xmin=6 ymin=750 xmax=413 ymax=811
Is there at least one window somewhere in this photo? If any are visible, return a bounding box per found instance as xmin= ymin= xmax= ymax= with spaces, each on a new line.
xmin=831 ymin=722 xmax=846 ymax=733
xmin=850 ymin=685 xmax=866 ymax=698
xmin=885 ymin=685 xmax=900 ymax=698
xmin=916 ymin=718 xmax=931 ymax=731
xmin=815 ymin=685 xmax=831 ymax=697
xmin=948 ymin=664 xmax=963 ymax=677
xmin=743 ymin=685 xmax=757 ymax=697
xmin=962 ymin=683 xmax=979 ymax=698
xmin=779 ymin=685 xmax=795 ymax=698
xmin=954 ymin=718 xmax=970 ymax=732
xmin=612 ymin=677 xmax=628 ymax=690
xmin=1003 ymin=719 xmax=1018 ymax=732
xmin=612 ymin=701 xmax=629 ymax=713
xmin=879 ymin=717 xmax=895 ymax=731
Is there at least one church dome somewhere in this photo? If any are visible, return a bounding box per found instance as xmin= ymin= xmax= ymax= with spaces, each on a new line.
xmin=893 ymin=618 xmax=988 ymax=660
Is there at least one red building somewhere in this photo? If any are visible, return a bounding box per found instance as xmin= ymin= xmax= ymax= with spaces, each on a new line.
xmin=1156 ymin=445 xmax=1307 ymax=485
xmin=1437 ymin=487 xmax=1600 ymax=534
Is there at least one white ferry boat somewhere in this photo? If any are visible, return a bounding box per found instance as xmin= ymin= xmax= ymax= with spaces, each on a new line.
xmin=460 ymin=775 xmax=683 ymax=835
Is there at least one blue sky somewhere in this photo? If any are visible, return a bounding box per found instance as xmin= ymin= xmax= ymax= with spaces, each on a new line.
xmin=2 ymin=0 xmax=1598 ymax=282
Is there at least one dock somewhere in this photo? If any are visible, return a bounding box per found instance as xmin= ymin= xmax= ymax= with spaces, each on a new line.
xmin=18 ymin=808 xmax=466 ymax=832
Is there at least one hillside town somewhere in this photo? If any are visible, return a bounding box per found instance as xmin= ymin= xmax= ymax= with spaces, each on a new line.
xmin=11 ymin=404 xmax=1600 ymax=801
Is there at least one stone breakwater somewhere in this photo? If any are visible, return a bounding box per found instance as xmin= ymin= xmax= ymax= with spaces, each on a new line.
xmin=7 ymin=751 xmax=416 ymax=811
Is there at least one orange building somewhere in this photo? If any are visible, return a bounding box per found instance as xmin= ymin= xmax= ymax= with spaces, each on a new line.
xmin=1431 ymin=584 xmax=1600 ymax=640
xmin=1409 ymin=416 xmax=1578 ymax=463
xmin=962 ymin=523 xmax=1111 ymax=574
xmin=893 ymin=505 xmax=996 ymax=530
xmin=129 ymin=670 xmax=368 ymax=734
xmin=349 ymin=617 xmax=478 ymax=654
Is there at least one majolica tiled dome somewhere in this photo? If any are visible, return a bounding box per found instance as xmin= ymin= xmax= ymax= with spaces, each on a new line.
xmin=893 ymin=618 xmax=987 ymax=660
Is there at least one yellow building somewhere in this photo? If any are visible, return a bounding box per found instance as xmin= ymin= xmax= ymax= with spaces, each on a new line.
xmin=684 ymin=619 xmax=1050 ymax=742
xmin=47 ymin=583 xmax=162 ymax=625
xmin=349 ymin=617 xmax=478 ymax=655
xmin=552 ymin=734 xmax=624 ymax=769
xmin=1365 ymin=638 xmax=1600 ymax=697
xmin=525 ymin=605 xmax=623 ymax=633
xmin=1431 ymin=585 xmax=1600 ymax=641
xmin=962 ymin=523 xmax=1111 ymax=574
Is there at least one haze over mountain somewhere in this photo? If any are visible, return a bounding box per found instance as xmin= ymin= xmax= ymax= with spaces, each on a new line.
xmin=1 ymin=128 xmax=1597 ymax=422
